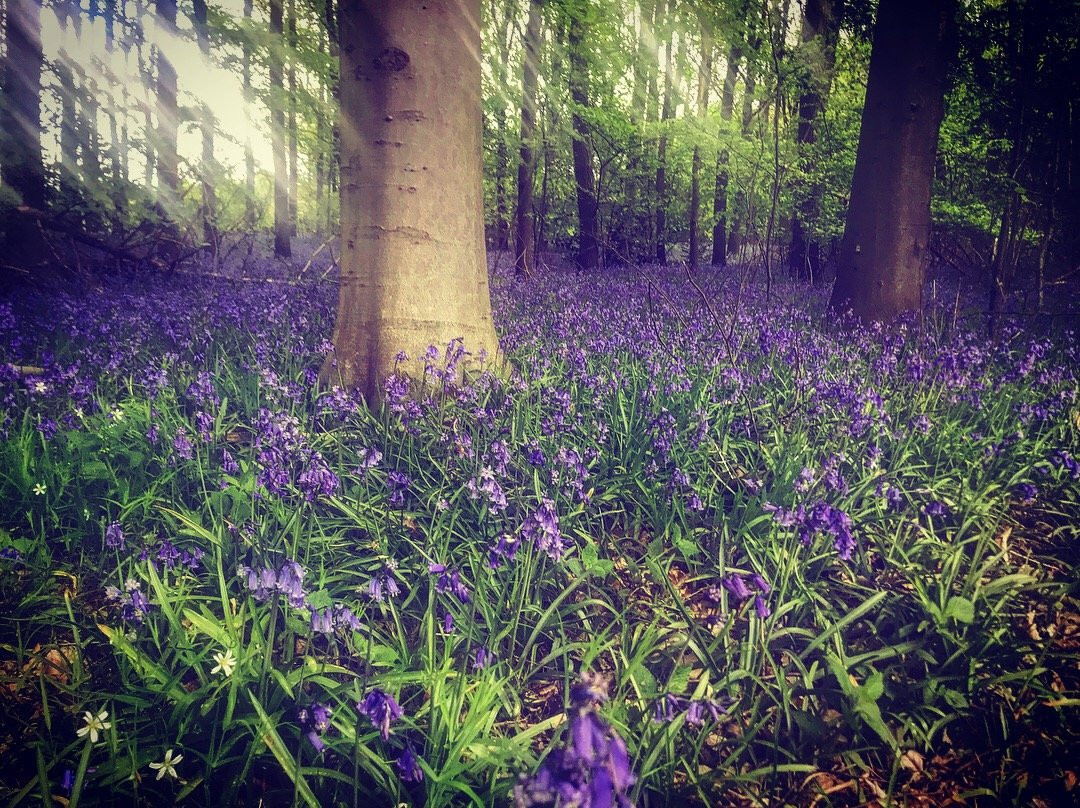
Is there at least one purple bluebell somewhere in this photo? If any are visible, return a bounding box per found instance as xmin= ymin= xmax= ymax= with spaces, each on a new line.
xmin=357 ymin=688 xmax=404 ymax=740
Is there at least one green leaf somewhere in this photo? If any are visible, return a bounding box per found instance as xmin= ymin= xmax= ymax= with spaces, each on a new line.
xmin=943 ymin=596 xmax=974 ymax=624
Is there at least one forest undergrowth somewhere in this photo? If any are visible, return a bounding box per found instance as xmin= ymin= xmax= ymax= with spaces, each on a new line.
xmin=0 ymin=251 xmax=1078 ymax=807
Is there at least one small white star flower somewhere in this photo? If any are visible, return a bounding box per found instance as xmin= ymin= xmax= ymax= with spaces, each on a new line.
xmin=33 ymin=381 xmax=47 ymax=394
xmin=149 ymin=748 xmax=183 ymax=780
xmin=110 ymin=407 xmax=124 ymax=421
xmin=210 ymin=648 xmax=236 ymax=677
xmin=32 ymin=483 xmax=46 ymax=496
xmin=77 ymin=708 xmax=111 ymax=744
xmin=73 ymin=406 xmax=84 ymax=418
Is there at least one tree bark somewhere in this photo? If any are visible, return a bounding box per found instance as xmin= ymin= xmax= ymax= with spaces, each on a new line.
xmin=689 ymin=23 xmax=711 ymax=269
xmin=567 ymin=9 xmax=599 ymax=270
xmin=711 ymin=46 xmax=740 ymax=265
xmin=828 ymin=0 xmax=955 ymax=322
xmin=325 ymin=0 xmax=500 ymax=405
xmin=514 ymin=0 xmax=542 ymax=276
xmin=155 ymin=0 xmax=179 ymax=208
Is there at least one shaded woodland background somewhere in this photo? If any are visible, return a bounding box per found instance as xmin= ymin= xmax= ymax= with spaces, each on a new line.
xmin=1 ymin=0 xmax=1078 ymax=326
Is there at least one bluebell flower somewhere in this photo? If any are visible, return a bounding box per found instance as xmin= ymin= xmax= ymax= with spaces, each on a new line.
xmin=396 ymin=745 xmax=424 ymax=782
xmin=357 ymin=688 xmax=404 ymax=740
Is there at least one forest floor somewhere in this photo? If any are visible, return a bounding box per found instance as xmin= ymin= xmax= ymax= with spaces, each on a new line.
xmin=1 ymin=238 xmax=1078 ymax=807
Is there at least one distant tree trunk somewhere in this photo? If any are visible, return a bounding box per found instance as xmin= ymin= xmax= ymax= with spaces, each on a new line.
xmin=536 ymin=19 xmax=565 ymax=258
xmin=514 ymin=0 xmax=541 ymax=276
xmin=0 ymin=0 xmax=47 ymax=278
xmin=788 ymin=0 xmax=840 ymax=282
xmin=193 ymin=0 xmax=217 ymax=245
xmin=324 ymin=0 xmax=340 ymax=232
xmin=243 ymin=0 xmax=256 ymax=228
xmin=728 ymin=49 xmax=756 ymax=260
xmin=492 ymin=5 xmax=513 ymax=253
xmin=711 ymin=46 xmax=740 ymax=265
xmin=689 ymin=24 xmax=712 ymax=269
xmin=288 ymin=0 xmax=299 ymax=236
xmin=270 ymin=0 xmax=292 ymax=257
xmin=325 ymin=0 xmax=500 ymax=405
xmin=567 ymin=10 xmax=599 ymax=271
xmin=828 ymin=0 xmax=955 ymax=322
xmin=155 ymin=0 xmax=179 ymax=208
xmin=655 ymin=5 xmax=674 ymax=263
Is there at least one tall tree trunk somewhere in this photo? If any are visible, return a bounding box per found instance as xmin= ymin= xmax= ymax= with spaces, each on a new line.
xmin=325 ymin=0 xmax=500 ymax=404
xmin=536 ymin=19 xmax=565 ymax=258
xmin=689 ymin=24 xmax=712 ymax=269
xmin=727 ymin=47 xmax=756 ymax=260
xmin=567 ymin=10 xmax=599 ymax=271
xmin=712 ymin=46 xmax=740 ymax=265
xmin=788 ymin=0 xmax=840 ymax=282
xmin=492 ymin=5 xmax=513 ymax=252
xmin=155 ymin=0 xmax=179 ymax=209
xmin=0 ymin=0 xmax=47 ymax=278
xmin=270 ymin=0 xmax=292 ymax=257
xmin=193 ymin=0 xmax=217 ymax=245
xmin=288 ymin=0 xmax=299 ymax=236
xmin=828 ymin=0 xmax=955 ymax=322
xmin=654 ymin=6 xmax=674 ymax=264
xmin=243 ymin=0 xmax=256 ymax=228
xmin=514 ymin=0 xmax=542 ymax=276
xmin=324 ymin=0 xmax=340 ymax=233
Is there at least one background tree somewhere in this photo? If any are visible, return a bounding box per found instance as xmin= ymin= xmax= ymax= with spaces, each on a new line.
xmin=566 ymin=2 xmax=599 ymax=270
xmin=515 ymin=0 xmax=542 ymax=276
xmin=269 ymin=0 xmax=291 ymax=257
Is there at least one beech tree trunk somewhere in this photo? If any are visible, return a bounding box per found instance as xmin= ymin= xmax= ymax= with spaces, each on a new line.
xmin=829 ymin=0 xmax=955 ymax=322
xmin=788 ymin=0 xmax=840 ymax=282
xmin=155 ymin=0 xmax=179 ymax=208
xmin=514 ymin=0 xmax=541 ymax=276
xmin=270 ymin=0 xmax=291 ymax=257
xmin=689 ymin=24 xmax=712 ymax=270
xmin=567 ymin=10 xmax=599 ymax=271
xmin=0 ymin=0 xmax=47 ymax=279
xmin=711 ymin=46 xmax=740 ymax=265
xmin=324 ymin=0 xmax=500 ymax=405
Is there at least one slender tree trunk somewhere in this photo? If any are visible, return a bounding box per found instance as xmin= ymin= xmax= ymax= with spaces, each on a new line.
xmin=0 ymin=0 xmax=47 ymax=278
xmin=514 ymin=0 xmax=541 ymax=276
xmin=655 ymin=6 xmax=674 ymax=263
xmin=712 ymin=47 xmax=740 ymax=265
xmin=324 ymin=0 xmax=340 ymax=233
xmin=270 ymin=0 xmax=292 ymax=256
xmin=568 ymin=10 xmax=599 ymax=271
xmin=155 ymin=0 xmax=179 ymax=209
xmin=689 ymin=24 xmax=712 ymax=269
xmin=193 ymin=0 xmax=217 ymax=245
xmin=536 ymin=19 xmax=565 ymax=258
xmin=828 ymin=0 xmax=955 ymax=322
xmin=243 ymin=0 xmax=256 ymax=228
xmin=288 ymin=0 xmax=299 ymax=236
xmin=325 ymin=0 xmax=500 ymax=404
xmin=788 ymin=0 xmax=840 ymax=282
xmin=492 ymin=5 xmax=513 ymax=252
xmin=728 ymin=54 xmax=756 ymax=260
